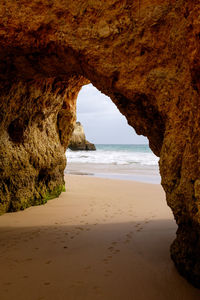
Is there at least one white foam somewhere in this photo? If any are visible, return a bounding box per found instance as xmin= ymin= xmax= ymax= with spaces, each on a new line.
xmin=66 ymin=148 xmax=159 ymax=166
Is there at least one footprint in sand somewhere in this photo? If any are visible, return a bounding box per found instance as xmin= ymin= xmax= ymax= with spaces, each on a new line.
xmin=93 ymin=285 xmax=102 ymax=295
xmin=107 ymin=243 xmax=121 ymax=255
xmin=103 ymin=258 xmax=109 ymax=264
xmin=108 ymin=246 xmax=114 ymax=251
xmin=4 ymin=282 xmax=12 ymax=286
xmin=25 ymin=258 xmax=33 ymax=262
xmin=136 ymin=227 xmax=143 ymax=232
xmin=114 ymin=249 xmax=120 ymax=254
xmin=84 ymin=265 xmax=92 ymax=271
xmin=104 ymin=270 xmax=113 ymax=277
xmin=124 ymin=231 xmax=134 ymax=242
xmin=124 ymin=239 xmax=130 ymax=244
xmin=76 ymin=280 xmax=84 ymax=285
xmin=111 ymin=242 xmax=117 ymax=245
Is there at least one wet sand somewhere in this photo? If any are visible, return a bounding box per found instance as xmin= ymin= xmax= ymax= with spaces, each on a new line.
xmin=0 ymin=175 xmax=199 ymax=300
xmin=65 ymin=162 xmax=161 ymax=184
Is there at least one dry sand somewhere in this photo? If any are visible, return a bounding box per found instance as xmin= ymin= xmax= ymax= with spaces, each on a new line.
xmin=0 ymin=175 xmax=199 ymax=300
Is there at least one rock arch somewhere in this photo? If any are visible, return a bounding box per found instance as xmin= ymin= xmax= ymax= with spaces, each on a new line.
xmin=0 ymin=0 xmax=200 ymax=287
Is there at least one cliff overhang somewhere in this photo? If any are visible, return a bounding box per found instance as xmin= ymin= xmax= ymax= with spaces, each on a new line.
xmin=0 ymin=0 xmax=200 ymax=288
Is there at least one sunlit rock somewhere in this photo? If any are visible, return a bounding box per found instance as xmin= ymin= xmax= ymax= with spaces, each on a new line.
xmin=0 ymin=0 xmax=200 ymax=287
xmin=68 ymin=122 xmax=96 ymax=151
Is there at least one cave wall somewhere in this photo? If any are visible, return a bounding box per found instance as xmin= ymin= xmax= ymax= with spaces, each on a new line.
xmin=0 ymin=0 xmax=200 ymax=287
xmin=0 ymin=75 xmax=86 ymax=213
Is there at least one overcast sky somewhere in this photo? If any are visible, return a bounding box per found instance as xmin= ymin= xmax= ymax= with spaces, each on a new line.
xmin=76 ymin=84 xmax=148 ymax=144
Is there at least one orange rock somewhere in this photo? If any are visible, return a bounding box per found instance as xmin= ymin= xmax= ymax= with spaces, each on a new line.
xmin=0 ymin=0 xmax=200 ymax=287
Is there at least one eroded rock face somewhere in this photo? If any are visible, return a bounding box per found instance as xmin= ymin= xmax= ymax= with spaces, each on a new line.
xmin=0 ymin=76 xmax=86 ymax=213
xmin=68 ymin=122 xmax=96 ymax=151
xmin=0 ymin=0 xmax=200 ymax=287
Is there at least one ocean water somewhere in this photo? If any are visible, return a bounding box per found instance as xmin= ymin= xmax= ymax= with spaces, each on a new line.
xmin=66 ymin=144 xmax=158 ymax=166
xmin=65 ymin=144 xmax=160 ymax=184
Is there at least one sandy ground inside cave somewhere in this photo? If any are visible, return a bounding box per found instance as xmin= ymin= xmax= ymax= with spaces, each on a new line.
xmin=0 ymin=175 xmax=199 ymax=300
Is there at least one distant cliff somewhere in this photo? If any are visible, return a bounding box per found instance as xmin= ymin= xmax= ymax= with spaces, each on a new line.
xmin=68 ymin=122 xmax=96 ymax=151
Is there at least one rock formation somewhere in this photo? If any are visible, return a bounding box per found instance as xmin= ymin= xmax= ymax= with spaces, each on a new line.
xmin=68 ymin=122 xmax=96 ymax=151
xmin=0 ymin=0 xmax=200 ymax=287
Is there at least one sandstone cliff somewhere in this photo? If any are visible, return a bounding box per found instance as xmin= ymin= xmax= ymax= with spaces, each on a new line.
xmin=0 ymin=0 xmax=200 ymax=287
xmin=68 ymin=122 xmax=96 ymax=151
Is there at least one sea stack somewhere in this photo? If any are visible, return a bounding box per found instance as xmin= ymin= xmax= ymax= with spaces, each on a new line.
xmin=68 ymin=122 xmax=96 ymax=151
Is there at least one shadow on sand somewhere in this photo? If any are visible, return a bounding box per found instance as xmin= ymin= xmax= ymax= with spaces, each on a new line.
xmin=0 ymin=219 xmax=199 ymax=300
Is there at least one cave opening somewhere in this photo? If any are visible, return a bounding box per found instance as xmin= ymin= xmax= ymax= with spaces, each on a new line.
xmin=66 ymin=83 xmax=160 ymax=184
xmin=0 ymin=0 xmax=199 ymax=291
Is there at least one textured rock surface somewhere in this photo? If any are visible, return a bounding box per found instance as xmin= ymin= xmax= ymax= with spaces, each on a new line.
xmin=0 ymin=0 xmax=200 ymax=287
xmin=0 ymin=76 xmax=87 ymax=213
xmin=68 ymin=122 xmax=96 ymax=151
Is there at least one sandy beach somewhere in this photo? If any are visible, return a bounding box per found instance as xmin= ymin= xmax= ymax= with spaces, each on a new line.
xmin=0 ymin=175 xmax=199 ymax=300
xmin=65 ymin=162 xmax=161 ymax=184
